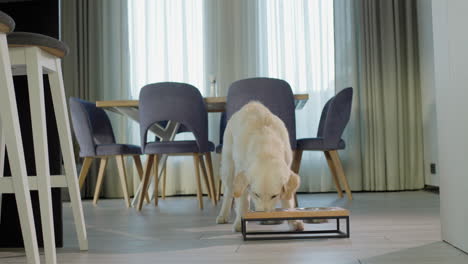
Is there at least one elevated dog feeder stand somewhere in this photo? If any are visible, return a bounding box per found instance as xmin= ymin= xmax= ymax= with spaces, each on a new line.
xmin=241 ymin=207 xmax=350 ymax=241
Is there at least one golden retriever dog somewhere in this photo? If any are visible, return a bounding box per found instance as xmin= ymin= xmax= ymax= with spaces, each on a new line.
xmin=216 ymin=101 xmax=303 ymax=232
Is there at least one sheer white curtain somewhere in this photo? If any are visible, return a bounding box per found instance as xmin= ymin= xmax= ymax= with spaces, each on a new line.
xmin=257 ymin=0 xmax=337 ymax=192
xmin=128 ymin=0 xmax=205 ymax=95
xmin=128 ymin=0 xmax=207 ymax=195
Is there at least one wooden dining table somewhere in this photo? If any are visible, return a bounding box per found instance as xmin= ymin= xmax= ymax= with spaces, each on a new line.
xmin=96 ymin=94 xmax=309 ymax=114
xmin=96 ymin=94 xmax=309 ymax=207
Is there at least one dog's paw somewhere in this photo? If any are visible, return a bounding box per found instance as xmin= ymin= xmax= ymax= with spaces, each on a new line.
xmin=216 ymin=215 xmax=228 ymax=224
xmin=288 ymin=220 xmax=304 ymax=231
xmin=232 ymin=220 xmax=242 ymax=232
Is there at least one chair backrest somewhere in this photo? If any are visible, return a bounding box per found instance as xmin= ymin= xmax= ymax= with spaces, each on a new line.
xmin=226 ymin=77 xmax=297 ymax=149
xmin=139 ymin=82 xmax=209 ymax=152
xmin=319 ymin=87 xmax=353 ymax=148
xmin=69 ymin=98 xmax=116 ymax=157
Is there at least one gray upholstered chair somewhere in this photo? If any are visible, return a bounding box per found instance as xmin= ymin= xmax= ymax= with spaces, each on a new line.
xmin=226 ymin=77 xmax=297 ymax=148
xmin=218 ymin=78 xmax=298 ymax=200
xmin=69 ymin=98 xmax=144 ymax=207
xmin=295 ymin=87 xmax=354 ymax=200
xmin=137 ymin=82 xmax=216 ymax=211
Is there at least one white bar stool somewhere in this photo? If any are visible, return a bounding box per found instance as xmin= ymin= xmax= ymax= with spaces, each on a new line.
xmin=0 ymin=11 xmax=40 ymax=264
xmin=1 ymin=32 xmax=89 ymax=263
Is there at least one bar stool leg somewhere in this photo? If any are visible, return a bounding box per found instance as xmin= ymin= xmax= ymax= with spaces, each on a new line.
xmin=48 ymin=58 xmax=88 ymax=250
xmin=0 ymin=34 xmax=40 ymax=264
xmin=25 ymin=47 xmax=57 ymax=264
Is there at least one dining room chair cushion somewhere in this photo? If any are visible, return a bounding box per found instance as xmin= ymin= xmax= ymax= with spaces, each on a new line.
xmin=226 ymin=77 xmax=297 ymax=149
xmin=0 ymin=11 xmax=15 ymax=33
xmin=95 ymin=144 xmax=142 ymax=156
xmin=297 ymin=138 xmax=346 ymax=151
xmin=144 ymin=140 xmax=215 ymax=155
xmin=7 ymin=32 xmax=70 ymax=58
xmin=139 ymin=82 xmax=211 ymax=154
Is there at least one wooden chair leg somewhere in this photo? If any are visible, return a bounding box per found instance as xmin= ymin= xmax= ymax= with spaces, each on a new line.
xmin=192 ymin=153 xmax=204 ymax=209
xmin=137 ymin=155 xmax=154 ymax=211
xmin=132 ymin=155 xmax=150 ymax=203
xmin=205 ymin=152 xmax=217 ymax=205
xmin=93 ymin=157 xmax=108 ymax=205
xmin=328 ymin=150 xmax=352 ymax=200
xmin=199 ymin=160 xmax=211 ymax=200
xmin=324 ymin=151 xmax=343 ymax=198
xmin=291 ymin=149 xmax=303 ymax=207
xmin=200 ymin=154 xmax=215 ymax=205
xmin=162 ymin=159 xmax=167 ymax=200
xmin=78 ymin=157 xmax=94 ymax=190
xmin=199 ymin=155 xmax=212 ymax=200
xmin=115 ymin=155 xmax=131 ymax=208
xmin=153 ymin=155 xmax=159 ymax=206
xmin=291 ymin=149 xmax=303 ymax=174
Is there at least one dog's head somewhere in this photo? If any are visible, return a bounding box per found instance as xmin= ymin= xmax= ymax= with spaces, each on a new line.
xmin=233 ymin=158 xmax=300 ymax=212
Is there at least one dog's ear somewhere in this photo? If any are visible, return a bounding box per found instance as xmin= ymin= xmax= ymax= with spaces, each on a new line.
xmin=233 ymin=171 xmax=248 ymax=198
xmin=281 ymin=172 xmax=300 ymax=200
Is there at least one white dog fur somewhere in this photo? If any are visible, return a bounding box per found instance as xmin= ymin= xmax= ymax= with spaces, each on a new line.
xmin=216 ymin=101 xmax=303 ymax=232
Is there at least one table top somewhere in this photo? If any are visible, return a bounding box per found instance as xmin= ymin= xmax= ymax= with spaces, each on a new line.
xmin=96 ymin=94 xmax=309 ymax=113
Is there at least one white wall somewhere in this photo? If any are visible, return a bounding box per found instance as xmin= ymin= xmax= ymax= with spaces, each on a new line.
xmin=432 ymin=0 xmax=468 ymax=253
xmin=417 ymin=0 xmax=439 ymax=187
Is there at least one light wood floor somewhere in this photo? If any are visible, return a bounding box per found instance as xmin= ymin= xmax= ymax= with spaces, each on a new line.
xmin=1 ymin=191 xmax=467 ymax=263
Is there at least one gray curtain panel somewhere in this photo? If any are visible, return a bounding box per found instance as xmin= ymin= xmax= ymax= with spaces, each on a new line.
xmin=61 ymin=0 xmax=134 ymax=198
xmin=335 ymin=0 xmax=425 ymax=190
